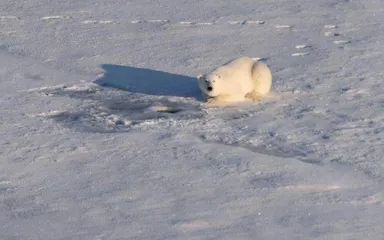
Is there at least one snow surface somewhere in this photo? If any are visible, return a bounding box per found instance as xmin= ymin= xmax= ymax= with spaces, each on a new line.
xmin=1 ymin=0 xmax=384 ymax=239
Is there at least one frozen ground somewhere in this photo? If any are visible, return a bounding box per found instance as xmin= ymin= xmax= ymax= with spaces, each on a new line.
xmin=1 ymin=0 xmax=384 ymax=239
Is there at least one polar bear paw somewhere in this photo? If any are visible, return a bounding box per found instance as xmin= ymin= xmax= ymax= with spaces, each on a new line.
xmin=245 ymin=90 xmax=263 ymax=102
xmin=206 ymin=95 xmax=247 ymax=106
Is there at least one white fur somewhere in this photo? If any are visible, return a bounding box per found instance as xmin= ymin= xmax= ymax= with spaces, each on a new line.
xmin=197 ymin=56 xmax=272 ymax=106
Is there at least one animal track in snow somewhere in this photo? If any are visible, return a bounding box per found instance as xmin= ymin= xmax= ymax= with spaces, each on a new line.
xmin=127 ymin=19 xmax=266 ymax=26
xmin=333 ymin=40 xmax=350 ymax=45
xmin=130 ymin=19 xmax=169 ymax=24
xmin=179 ymin=21 xmax=196 ymax=25
xmin=36 ymin=16 xmax=269 ymax=27
xmin=196 ymin=22 xmax=214 ymax=25
xmin=275 ymin=24 xmax=292 ymax=29
xmin=147 ymin=19 xmax=170 ymax=23
xmin=295 ymin=44 xmax=310 ymax=49
xmin=0 ymin=16 xmax=20 ymax=20
xmin=321 ymin=24 xmax=351 ymax=46
xmin=83 ymin=20 xmax=117 ymax=24
xmin=290 ymin=44 xmax=311 ymax=57
xmin=324 ymin=25 xmax=337 ymax=29
xmin=245 ymin=20 xmax=265 ymax=24
xmin=323 ymin=25 xmax=339 ymax=37
xmin=35 ymin=14 xmax=355 ymax=51
xmin=291 ymin=52 xmax=309 ymax=57
xmin=228 ymin=20 xmax=246 ymax=25
xmin=228 ymin=20 xmax=265 ymax=25
xmin=324 ymin=31 xmax=340 ymax=37
xmin=41 ymin=15 xmax=70 ymax=20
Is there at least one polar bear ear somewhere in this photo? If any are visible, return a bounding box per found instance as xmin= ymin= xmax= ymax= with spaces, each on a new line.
xmin=196 ymin=74 xmax=203 ymax=80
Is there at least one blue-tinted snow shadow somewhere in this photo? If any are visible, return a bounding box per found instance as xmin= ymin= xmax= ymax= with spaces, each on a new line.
xmin=94 ymin=64 xmax=200 ymax=99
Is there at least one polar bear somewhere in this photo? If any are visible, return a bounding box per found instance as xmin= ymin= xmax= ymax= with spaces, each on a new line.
xmin=197 ymin=56 xmax=272 ymax=106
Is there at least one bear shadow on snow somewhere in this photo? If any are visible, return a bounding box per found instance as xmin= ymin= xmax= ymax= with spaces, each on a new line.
xmin=94 ymin=64 xmax=200 ymax=98
xmin=41 ymin=64 xmax=203 ymax=133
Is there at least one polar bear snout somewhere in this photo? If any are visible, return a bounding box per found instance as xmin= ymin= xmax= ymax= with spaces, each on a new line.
xmin=204 ymin=79 xmax=213 ymax=90
xmin=205 ymin=81 xmax=215 ymax=93
xmin=201 ymin=77 xmax=214 ymax=92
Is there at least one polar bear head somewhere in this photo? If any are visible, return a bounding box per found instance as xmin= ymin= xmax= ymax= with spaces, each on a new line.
xmin=197 ymin=70 xmax=226 ymax=97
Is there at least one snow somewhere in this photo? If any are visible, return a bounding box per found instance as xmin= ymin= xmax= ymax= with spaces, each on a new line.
xmin=1 ymin=0 xmax=384 ymax=239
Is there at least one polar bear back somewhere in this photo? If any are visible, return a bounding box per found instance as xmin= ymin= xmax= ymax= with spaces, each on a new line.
xmin=251 ymin=60 xmax=272 ymax=95
xmin=218 ymin=56 xmax=272 ymax=96
xmin=213 ymin=56 xmax=256 ymax=96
